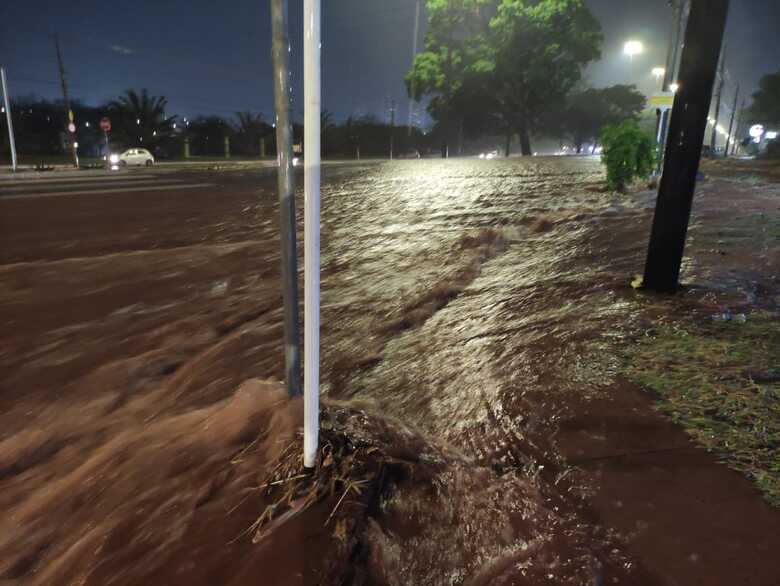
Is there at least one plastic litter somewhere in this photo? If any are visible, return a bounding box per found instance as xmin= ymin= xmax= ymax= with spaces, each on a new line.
xmin=710 ymin=310 xmax=747 ymax=323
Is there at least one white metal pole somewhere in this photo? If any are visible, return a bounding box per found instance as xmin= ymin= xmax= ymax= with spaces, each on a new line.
xmin=1 ymin=67 xmax=18 ymax=172
xmin=303 ymin=0 xmax=321 ymax=469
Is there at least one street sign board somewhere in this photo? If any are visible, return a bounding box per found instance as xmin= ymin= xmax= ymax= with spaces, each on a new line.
xmin=650 ymin=93 xmax=675 ymax=110
xmin=100 ymin=117 xmax=112 ymax=132
xmin=68 ymin=123 xmax=76 ymax=133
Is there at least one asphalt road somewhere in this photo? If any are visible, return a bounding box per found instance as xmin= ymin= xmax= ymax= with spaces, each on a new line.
xmin=0 ymin=162 xmax=375 ymax=264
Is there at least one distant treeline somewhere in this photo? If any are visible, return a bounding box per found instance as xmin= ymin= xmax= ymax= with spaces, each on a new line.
xmin=0 ymin=90 xmax=442 ymax=160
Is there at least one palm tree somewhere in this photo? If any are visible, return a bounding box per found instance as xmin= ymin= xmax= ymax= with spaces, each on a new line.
xmin=233 ymin=111 xmax=272 ymax=156
xmin=321 ymin=109 xmax=335 ymax=156
xmin=107 ymin=89 xmax=176 ymax=147
xmin=235 ymin=111 xmax=266 ymax=133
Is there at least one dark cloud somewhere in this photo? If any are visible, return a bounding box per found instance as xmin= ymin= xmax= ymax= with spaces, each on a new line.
xmin=108 ymin=45 xmax=135 ymax=56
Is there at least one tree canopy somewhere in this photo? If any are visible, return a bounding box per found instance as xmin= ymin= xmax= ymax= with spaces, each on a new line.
xmin=107 ymin=89 xmax=176 ymax=149
xmin=557 ymin=84 xmax=646 ymax=153
xmin=748 ymin=71 xmax=780 ymax=128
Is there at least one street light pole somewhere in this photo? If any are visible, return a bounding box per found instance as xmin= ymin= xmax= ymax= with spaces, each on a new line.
xmin=732 ymin=98 xmax=746 ymax=156
xmin=725 ymin=83 xmax=739 ymax=157
xmin=657 ymin=0 xmax=686 ymax=172
xmin=1 ymin=67 xmax=18 ymax=172
xmin=389 ymin=98 xmax=396 ymax=160
xmin=408 ymin=0 xmax=421 ymax=137
xmin=710 ymin=46 xmax=727 ymax=152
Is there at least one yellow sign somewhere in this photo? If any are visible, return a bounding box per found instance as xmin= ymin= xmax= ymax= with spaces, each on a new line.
xmin=650 ymin=94 xmax=675 ymax=109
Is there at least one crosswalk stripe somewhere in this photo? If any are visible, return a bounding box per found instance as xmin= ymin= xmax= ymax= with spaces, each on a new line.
xmin=0 ymin=179 xmax=183 ymax=194
xmin=0 ymin=173 xmax=158 ymax=186
xmin=0 ymin=183 xmax=216 ymax=200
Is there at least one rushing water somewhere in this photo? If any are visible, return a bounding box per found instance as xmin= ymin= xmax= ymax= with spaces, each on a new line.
xmin=2 ymin=156 xmax=777 ymax=585
xmin=310 ymin=157 xmax=779 ymax=583
xmin=310 ymin=157 xmax=653 ymax=582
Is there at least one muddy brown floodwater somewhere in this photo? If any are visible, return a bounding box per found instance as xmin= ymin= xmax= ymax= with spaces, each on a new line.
xmin=0 ymin=158 xmax=778 ymax=585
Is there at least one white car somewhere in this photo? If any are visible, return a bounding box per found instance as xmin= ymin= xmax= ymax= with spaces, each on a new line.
xmin=110 ymin=148 xmax=155 ymax=167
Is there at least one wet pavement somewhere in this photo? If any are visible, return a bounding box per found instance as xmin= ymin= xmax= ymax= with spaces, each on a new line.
xmin=1 ymin=157 xmax=779 ymax=584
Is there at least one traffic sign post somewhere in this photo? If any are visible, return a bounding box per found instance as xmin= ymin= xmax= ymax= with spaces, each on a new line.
xmin=101 ymin=118 xmax=112 ymax=170
xmin=651 ymin=93 xmax=675 ymax=144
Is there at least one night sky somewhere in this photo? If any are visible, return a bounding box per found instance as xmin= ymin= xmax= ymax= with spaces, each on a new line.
xmin=1 ymin=0 xmax=779 ymax=126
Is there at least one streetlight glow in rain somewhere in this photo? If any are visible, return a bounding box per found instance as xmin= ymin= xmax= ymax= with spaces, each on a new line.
xmin=1 ymin=0 xmax=779 ymax=584
xmin=623 ymin=40 xmax=644 ymax=60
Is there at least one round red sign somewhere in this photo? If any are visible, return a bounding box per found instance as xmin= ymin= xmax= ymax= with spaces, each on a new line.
xmin=100 ymin=117 xmax=111 ymax=132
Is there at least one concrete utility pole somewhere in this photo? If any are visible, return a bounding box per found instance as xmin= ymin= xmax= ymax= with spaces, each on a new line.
xmin=54 ymin=34 xmax=79 ymax=168
xmin=643 ymin=0 xmax=730 ymax=293
xmin=1 ymin=67 xmax=18 ymax=172
xmin=725 ymin=83 xmax=739 ymax=157
xmin=270 ymin=0 xmax=302 ymax=398
xmin=710 ymin=46 xmax=727 ymax=152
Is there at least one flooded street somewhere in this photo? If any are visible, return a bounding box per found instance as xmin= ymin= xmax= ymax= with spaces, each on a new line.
xmin=1 ymin=158 xmax=779 ymax=584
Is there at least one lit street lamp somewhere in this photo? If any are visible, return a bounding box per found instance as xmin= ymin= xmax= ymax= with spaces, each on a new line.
xmin=652 ymin=67 xmax=666 ymax=81
xmin=624 ymin=40 xmax=644 ymax=61
xmin=669 ymin=83 xmax=680 ymax=93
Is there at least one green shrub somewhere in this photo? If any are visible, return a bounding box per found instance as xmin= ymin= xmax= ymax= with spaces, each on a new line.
xmin=764 ymin=139 xmax=780 ymax=159
xmin=600 ymin=120 xmax=657 ymax=192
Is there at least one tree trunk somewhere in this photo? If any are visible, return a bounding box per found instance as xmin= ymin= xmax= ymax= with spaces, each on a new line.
xmin=575 ymin=142 xmax=582 ymax=155
xmin=457 ymin=118 xmax=464 ymax=156
xmin=504 ymin=132 xmax=512 ymax=157
xmin=519 ymin=124 xmax=532 ymax=156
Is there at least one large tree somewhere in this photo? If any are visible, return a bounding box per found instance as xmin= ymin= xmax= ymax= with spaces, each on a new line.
xmin=748 ymin=71 xmax=780 ymax=127
xmin=481 ymin=0 xmax=603 ymax=156
xmin=559 ymin=84 xmax=646 ymax=153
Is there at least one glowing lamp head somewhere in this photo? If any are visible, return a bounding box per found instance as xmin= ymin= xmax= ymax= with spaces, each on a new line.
xmin=749 ymin=124 xmax=765 ymax=139
xmin=624 ymin=40 xmax=644 ymax=59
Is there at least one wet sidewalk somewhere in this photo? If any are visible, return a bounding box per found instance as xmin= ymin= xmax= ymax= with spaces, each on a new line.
xmin=555 ymin=386 xmax=780 ymax=585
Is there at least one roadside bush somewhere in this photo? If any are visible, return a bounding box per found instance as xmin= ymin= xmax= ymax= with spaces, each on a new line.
xmin=600 ymin=121 xmax=657 ymax=192
xmin=764 ymin=139 xmax=780 ymax=159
